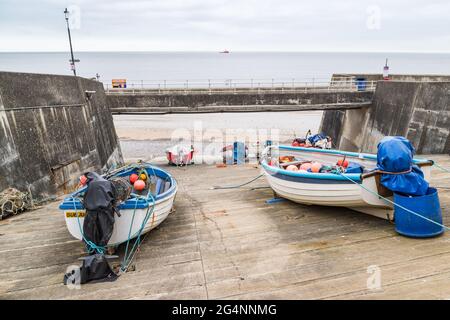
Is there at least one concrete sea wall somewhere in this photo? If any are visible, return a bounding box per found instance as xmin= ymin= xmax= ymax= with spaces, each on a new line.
xmin=106 ymin=91 xmax=373 ymax=113
xmin=0 ymin=72 xmax=123 ymax=199
xmin=321 ymin=81 xmax=450 ymax=154
xmin=332 ymin=73 xmax=450 ymax=82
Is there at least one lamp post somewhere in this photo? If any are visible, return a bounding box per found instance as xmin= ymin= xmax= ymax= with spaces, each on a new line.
xmin=383 ymin=58 xmax=389 ymax=80
xmin=64 ymin=8 xmax=77 ymax=76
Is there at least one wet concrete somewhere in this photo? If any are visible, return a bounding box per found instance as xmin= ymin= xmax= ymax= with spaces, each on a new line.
xmin=0 ymin=155 xmax=449 ymax=299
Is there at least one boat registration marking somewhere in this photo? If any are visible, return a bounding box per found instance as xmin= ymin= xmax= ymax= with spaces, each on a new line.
xmin=65 ymin=211 xmax=86 ymax=218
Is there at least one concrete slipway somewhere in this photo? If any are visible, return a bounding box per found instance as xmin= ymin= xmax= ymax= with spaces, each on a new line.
xmin=0 ymin=156 xmax=449 ymax=300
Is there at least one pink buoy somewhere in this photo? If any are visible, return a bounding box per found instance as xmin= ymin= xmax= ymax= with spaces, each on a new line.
xmin=286 ymin=165 xmax=299 ymax=171
xmin=300 ymin=162 xmax=312 ymax=171
xmin=133 ymin=180 xmax=146 ymax=191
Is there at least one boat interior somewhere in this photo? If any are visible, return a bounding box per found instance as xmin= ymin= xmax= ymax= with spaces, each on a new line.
xmin=274 ymin=145 xmax=432 ymax=175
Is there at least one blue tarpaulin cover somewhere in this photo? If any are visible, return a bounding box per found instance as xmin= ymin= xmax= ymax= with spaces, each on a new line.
xmin=345 ymin=162 xmax=364 ymax=174
xmin=376 ymin=136 xmax=429 ymax=196
xmin=307 ymin=133 xmax=326 ymax=145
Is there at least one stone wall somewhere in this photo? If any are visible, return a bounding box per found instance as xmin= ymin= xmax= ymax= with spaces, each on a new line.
xmin=332 ymin=73 xmax=450 ymax=82
xmin=320 ymin=81 xmax=450 ymax=154
xmin=0 ymin=71 xmax=123 ymax=199
xmin=106 ymin=91 xmax=373 ymax=113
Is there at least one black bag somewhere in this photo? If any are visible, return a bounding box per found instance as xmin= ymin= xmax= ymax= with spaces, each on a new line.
xmin=64 ymin=254 xmax=118 ymax=285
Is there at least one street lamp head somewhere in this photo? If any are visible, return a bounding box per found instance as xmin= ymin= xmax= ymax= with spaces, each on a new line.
xmin=64 ymin=8 xmax=69 ymax=20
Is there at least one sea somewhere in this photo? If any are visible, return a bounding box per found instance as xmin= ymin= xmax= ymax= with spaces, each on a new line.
xmin=2 ymin=51 xmax=449 ymax=160
xmin=1 ymin=51 xmax=450 ymax=84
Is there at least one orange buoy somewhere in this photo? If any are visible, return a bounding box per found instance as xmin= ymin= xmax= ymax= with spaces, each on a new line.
xmin=300 ymin=162 xmax=312 ymax=171
xmin=129 ymin=173 xmax=139 ymax=184
xmin=139 ymin=173 xmax=147 ymax=180
xmin=286 ymin=164 xmax=299 ymax=171
xmin=311 ymin=162 xmax=322 ymax=173
xmin=133 ymin=180 xmax=146 ymax=191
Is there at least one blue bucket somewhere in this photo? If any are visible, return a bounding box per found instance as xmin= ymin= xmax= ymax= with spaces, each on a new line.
xmin=394 ymin=187 xmax=444 ymax=238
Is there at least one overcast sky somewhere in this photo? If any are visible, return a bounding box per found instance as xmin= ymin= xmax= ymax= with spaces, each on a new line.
xmin=0 ymin=0 xmax=449 ymax=52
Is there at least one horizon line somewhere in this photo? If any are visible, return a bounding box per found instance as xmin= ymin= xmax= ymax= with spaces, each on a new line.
xmin=1 ymin=50 xmax=450 ymax=54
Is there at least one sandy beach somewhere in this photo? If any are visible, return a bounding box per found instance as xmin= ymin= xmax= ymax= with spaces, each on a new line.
xmin=114 ymin=111 xmax=323 ymax=160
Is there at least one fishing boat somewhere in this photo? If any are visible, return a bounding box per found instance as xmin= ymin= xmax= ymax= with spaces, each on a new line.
xmin=261 ymin=145 xmax=433 ymax=220
xmin=166 ymin=144 xmax=194 ymax=166
xmin=59 ymin=163 xmax=177 ymax=247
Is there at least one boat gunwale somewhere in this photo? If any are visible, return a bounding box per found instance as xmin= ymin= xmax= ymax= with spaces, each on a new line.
xmin=262 ymin=145 xmax=431 ymax=182
xmin=59 ymin=164 xmax=177 ymax=211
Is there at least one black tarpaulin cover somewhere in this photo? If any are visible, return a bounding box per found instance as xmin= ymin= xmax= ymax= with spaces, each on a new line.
xmin=82 ymin=172 xmax=117 ymax=247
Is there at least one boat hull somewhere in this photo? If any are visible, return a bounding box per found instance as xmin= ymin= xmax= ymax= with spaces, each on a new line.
xmin=62 ymin=185 xmax=177 ymax=247
xmin=262 ymin=145 xmax=432 ymax=220
xmin=264 ymin=170 xmax=393 ymax=219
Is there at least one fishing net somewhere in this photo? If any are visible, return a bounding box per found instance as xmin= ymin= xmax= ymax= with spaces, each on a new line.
xmin=110 ymin=177 xmax=132 ymax=204
xmin=0 ymin=188 xmax=32 ymax=220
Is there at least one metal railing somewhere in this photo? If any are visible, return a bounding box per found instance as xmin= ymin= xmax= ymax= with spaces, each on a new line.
xmin=104 ymin=78 xmax=377 ymax=95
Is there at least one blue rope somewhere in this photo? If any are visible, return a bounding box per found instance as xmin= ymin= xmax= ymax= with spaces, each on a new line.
xmin=120 ymin=165 xmax=158 ymax=272
xmin=434 ymin=163 xmax=450 ymax=174
xmin=335 ymin=169 xmax=450 ymax=231
xmin=122 ymin=193 xmax=141 ymax=265
xmin=72 ymin=198 xmax=106 ymax=254
xmin=120 ymin=193 xmax=156 ymax=272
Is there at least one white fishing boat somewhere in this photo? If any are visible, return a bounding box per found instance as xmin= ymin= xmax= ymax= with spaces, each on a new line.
xmin=59 ymin=163 xmax=177 ymax=247
xmin=261 ymin=145 xmax=433 ymax=220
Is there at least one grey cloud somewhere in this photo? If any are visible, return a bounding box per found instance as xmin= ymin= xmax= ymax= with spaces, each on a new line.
xmin=0 ymin=0 xmax=449 ymax=52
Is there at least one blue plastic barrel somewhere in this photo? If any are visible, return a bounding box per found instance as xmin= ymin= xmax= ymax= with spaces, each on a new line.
xmin=233 ymin=141 xmax=246 ymax=165
xmin=394 ymin=187 xmax=444 ymax=238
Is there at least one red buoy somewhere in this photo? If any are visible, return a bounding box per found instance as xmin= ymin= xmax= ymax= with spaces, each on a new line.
xmin=337 ymin=159 xmax=349 ymax=168
xmin=134 ymin=180 xmax=146 ymax=191
xmin=129 ymin=173 xmax=139 ymax=184
xmin=79 ymin=175 xmax=87 ymax=186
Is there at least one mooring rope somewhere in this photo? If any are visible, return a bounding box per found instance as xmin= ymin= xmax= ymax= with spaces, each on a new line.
xmin=433 ymin=162 xmax=450 ymax=174
xmin=120 ymin=192 xmax=156 ymax=272
xmin=73 ymin=198 xmax=106 ymax=254
xmin=334 ymin=168 xmax=450 ymax=231
xmin=211 ymin=173 xmax=264 ymax=190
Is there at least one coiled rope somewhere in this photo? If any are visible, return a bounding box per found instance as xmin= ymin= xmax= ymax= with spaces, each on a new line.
xmin=0 ymin=188 xmax=32 ymax=220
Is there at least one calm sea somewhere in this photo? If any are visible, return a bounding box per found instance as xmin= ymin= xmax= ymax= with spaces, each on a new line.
xmin=1 ymin=52 xmax=450 ymax=85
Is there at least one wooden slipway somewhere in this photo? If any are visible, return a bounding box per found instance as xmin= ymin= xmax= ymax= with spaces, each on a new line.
xmin=0 ymin=156 xmax=449 ymax=300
